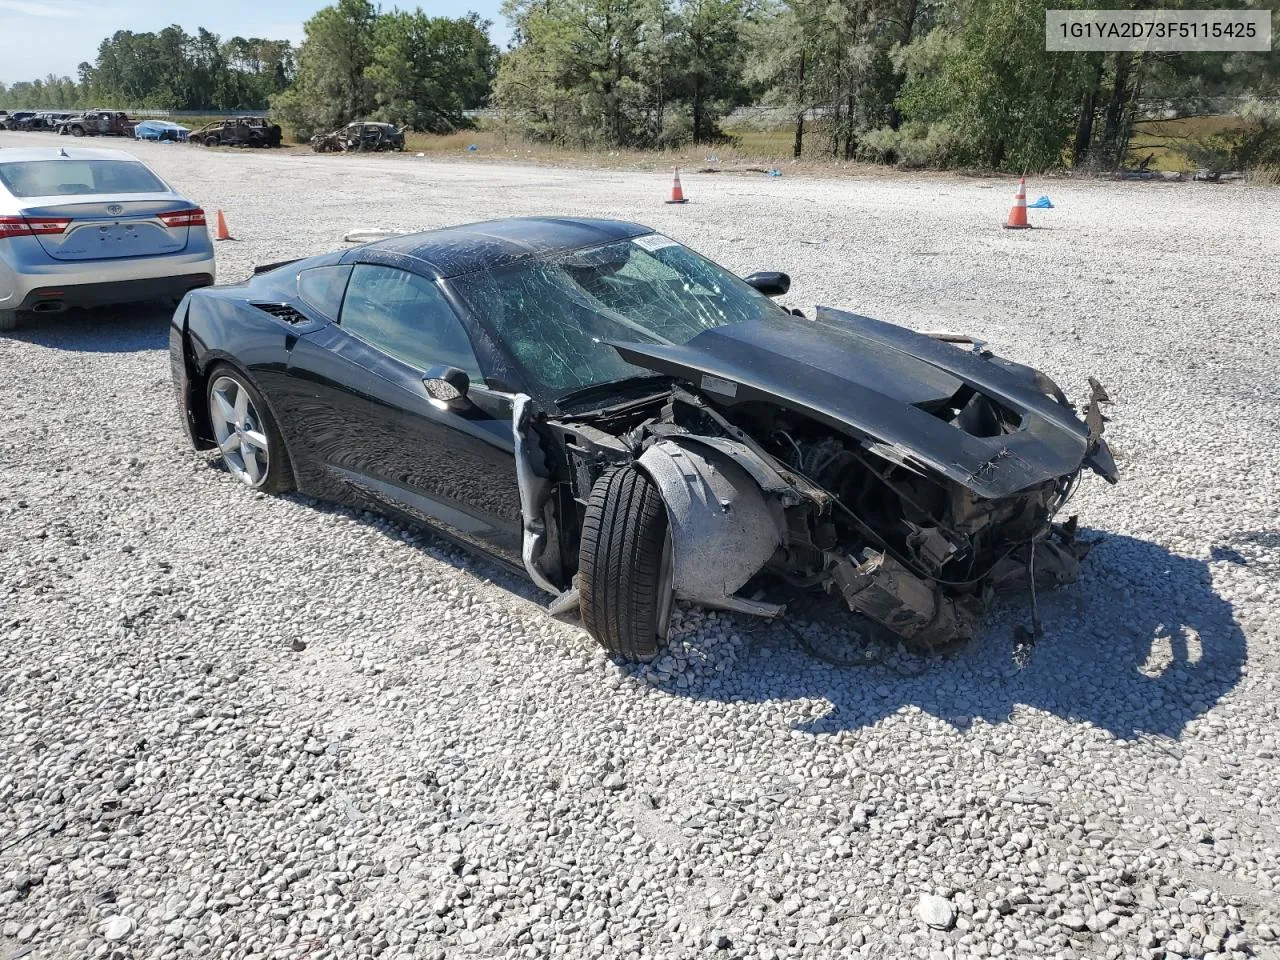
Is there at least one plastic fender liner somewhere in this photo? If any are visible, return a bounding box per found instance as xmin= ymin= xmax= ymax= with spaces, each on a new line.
xmin=512 ymin=393 xmax=560 ymax=595
xmin=637 ymin=438 xmax=786 ymax=618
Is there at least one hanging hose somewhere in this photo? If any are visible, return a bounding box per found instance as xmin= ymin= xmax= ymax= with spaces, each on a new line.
xmin=1012 ymin=540 xmax=1044 ymax=667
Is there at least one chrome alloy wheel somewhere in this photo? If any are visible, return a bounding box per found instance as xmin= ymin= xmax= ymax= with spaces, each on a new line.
xmin=209 ymin=375 xmax=270 ymax=486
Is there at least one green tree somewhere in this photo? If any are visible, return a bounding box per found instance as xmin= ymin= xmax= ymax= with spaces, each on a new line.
xmin=272 ymin=0 xmax=378 ymax=138
xmin=746 ymin=0 xmax=933 ymax=159
xmin=366 ymin=11 xmax=497 ymax=131
xmin=498 ymin=0 xmax=666 ymax=146
xmin=895 ymin=0 xmax=1094 ymax=170
xmin=496 ymin=0 xmax=746 ymax=146
xmin=668 ymin=0 xmax=750 ymax=142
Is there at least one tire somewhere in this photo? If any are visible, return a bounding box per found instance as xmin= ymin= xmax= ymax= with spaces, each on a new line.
xmin=70 ymin=126 xmax=84 ymax=137
xmin=205 ymin=365 xmax=293 ymax=494
xmin=579 ymin=464 xmax=674 ymax=661
xmin=0 ymin=310 xmax=18 ymax=333
xmin=205 ymin=136 xmax=219 ymax=148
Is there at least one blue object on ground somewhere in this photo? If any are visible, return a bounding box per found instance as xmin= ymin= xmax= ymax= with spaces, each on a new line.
xmin=467 ymin=144 xmax=478 ymax=152
xmin=1028 ymin=195 xmax=1053 ymax=209
xmin=767 ymin=168 xmax=782 ymax=177
xmin=134 ymin=119 xmax=190 ymax=142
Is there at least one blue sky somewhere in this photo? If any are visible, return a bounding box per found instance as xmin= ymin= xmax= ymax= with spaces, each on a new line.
xmin=0 ymin=0 xmax=511 ymax=85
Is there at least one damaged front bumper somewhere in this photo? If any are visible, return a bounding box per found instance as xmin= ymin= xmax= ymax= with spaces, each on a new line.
xmin=516 ymin=318 xmax=1118 ymax=655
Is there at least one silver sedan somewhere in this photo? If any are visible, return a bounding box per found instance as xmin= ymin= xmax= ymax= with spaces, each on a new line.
xmin=0 ymin=146 xmax=215 ymax=331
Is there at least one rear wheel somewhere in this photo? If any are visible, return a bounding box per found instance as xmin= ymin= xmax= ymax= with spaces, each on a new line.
xmin=206 ymin=367 xmax=293 ymax=493
xmin=0 ymin=310 xmax=18 ymax=333
xmin=579 ymin=465 xmax=674 ymax=661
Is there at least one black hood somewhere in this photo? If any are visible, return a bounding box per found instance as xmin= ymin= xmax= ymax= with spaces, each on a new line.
xmin=612 ymin=308 xmax=1107 ymax=499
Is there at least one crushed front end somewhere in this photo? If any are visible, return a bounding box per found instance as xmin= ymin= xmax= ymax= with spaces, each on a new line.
xmin=524 ymin=310 xmax=1118 ymax=654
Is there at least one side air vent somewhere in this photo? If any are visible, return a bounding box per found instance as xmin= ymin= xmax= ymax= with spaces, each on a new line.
xmin=252 ymin=302 xmax=310 ymax=324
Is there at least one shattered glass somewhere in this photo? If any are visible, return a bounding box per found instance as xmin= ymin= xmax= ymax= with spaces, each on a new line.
xmin=452 ymin=236 xmax=787 ymax=398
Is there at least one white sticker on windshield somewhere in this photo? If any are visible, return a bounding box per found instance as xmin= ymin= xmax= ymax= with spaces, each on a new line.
xmin=633 ymin=233 xmax=678 ymax=252
xmin=701 ymin=375 xmax=738 ymax=398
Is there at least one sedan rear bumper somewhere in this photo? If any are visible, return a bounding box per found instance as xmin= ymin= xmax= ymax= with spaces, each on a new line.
xmin=16 ymin=273 xmax=214 ymax=311
xmin=0 ymin=236 xmax=216 ymax=312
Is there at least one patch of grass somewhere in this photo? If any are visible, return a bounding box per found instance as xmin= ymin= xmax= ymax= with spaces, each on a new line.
xmin=721 ymin=125 xmax=795 ymax=157
xmin=1128 ymin=115 xmax=1248 ymax=172
xmin=399 ymin=121 xmax=882 ymax=176
xmin=401 ymin=127 xmax=719 ymax=169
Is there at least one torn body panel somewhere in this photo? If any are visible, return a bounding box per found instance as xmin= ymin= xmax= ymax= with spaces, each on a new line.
xmin=543 ymin=317 xmax=1116 ymax=652
xmin=637 ymin=438 xmax=786 ymax=617
xmin=512 ymin=393 xmax=560 ymax=595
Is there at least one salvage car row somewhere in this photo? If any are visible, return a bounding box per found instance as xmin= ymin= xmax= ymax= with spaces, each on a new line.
xmin=3 ymin=109 xmax=404 ymax=152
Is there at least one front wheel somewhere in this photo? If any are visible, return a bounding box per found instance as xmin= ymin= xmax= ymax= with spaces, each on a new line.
xmin=206 ymin=367 xmax=293 ymax=493
xmin=70 ymin=126 xmax=85 ymax=137
xmin=204 ymin=135 xmax=219 ymax=148
xmin=579 ymin=465 xmax=674 ymax=661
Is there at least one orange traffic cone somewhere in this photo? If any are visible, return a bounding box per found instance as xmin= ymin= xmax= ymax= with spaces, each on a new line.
xmin=213 ymin=209 xmax=235 ymax=241
xmin=665 ymin=167 xmax=689 ymax=204
xmin=1003 ymin=177 xmax=1030 ymax=229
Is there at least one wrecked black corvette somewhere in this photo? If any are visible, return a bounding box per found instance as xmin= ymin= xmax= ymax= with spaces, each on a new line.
xmin=170 ymin=217 xmax=1117 ymax=660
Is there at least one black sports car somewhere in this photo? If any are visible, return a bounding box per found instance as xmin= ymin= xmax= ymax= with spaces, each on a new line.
xmin=171 ymin=217 xmax=1117 ymax=660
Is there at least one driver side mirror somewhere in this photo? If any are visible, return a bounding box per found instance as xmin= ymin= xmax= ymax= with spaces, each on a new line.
xmin=424 ymin=365 xmax=470 ymax=409
xmin=743 ymin=271 xmax=791 ymax=297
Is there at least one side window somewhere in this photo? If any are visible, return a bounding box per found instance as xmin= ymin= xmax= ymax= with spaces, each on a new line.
xmin=297 ymin=265 xmax=352 ymax=320
xmin=339 ymin=264 xmax=482 ymax=379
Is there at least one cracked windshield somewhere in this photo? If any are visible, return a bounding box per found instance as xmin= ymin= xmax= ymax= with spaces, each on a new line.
xmin=452 ymin=234 xmax=786 ymax=398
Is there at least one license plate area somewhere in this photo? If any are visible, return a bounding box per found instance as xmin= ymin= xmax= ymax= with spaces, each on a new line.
xmin=41 ymin=220 xmax=186 ymax=260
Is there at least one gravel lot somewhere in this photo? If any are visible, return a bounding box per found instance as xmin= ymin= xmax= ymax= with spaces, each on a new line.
xmin=2 ymin=129 xmax=1279 ymax=960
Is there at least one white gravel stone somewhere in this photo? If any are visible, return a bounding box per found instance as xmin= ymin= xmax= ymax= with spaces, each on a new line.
xmin=1 ymin=128 xmax=1277 ymax=960
xmin=102 ymin=916 xmax=134 ymax=941
xmin=917 ymin=894 xmax=956 ymax=930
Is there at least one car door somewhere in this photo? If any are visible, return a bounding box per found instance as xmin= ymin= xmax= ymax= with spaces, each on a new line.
xmin=284 ymin=261 xmax=525 ymax=563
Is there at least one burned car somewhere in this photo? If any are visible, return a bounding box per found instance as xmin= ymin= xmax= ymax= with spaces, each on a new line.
xmin=8 ymin=111 xmax=70 ymax=131
xmin=3 ymin=111 xmax=37 ymax=131
xmin=188 ymin=117 xmax=282 ymax=148
xmin=57 ymin=110 xmax=137 ymax=138
xmin=311 ymin=121 xmax=405 ymax=153
xmin=170 ymin=218 xmax=1116 ymax=660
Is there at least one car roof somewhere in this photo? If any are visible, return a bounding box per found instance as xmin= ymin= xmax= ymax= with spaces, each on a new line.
xmin=0 ymin=147 xmax=144 ymax=163
xmin=363 ymin=217 xmax=653 ymax=280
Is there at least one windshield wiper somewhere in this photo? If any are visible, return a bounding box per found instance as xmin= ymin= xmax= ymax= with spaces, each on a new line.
xmin=555 ymin=374 xmax=672 ymax=408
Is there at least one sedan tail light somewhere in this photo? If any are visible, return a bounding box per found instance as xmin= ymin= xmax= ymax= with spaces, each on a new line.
xmin=0 ymin=215 xmax=71 ymax=239
xmin=157 ymin=208 xmax=207 ymax=228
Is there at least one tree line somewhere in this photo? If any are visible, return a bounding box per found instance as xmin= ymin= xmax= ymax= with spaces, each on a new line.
xmin=0 ymin=3 xmax=496 ymax=139
xmin=3 ymin=0 xmax=1276 ymax=172
xmin=0 ymin=29 xmax=294 ymax=112
xmin=495 ymin=0 xmax=1279 ymax=172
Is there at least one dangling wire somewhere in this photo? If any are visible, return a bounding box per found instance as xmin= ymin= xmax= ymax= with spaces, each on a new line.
xmin=1013 ymin=540 xmax=1044 ymax=668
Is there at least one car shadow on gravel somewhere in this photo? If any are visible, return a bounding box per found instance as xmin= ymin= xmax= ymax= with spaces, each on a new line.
xmin=661 ymin=531 xmax=1247 ymax=741
xmin=5 ymin=302 xmax=171 ymax=352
